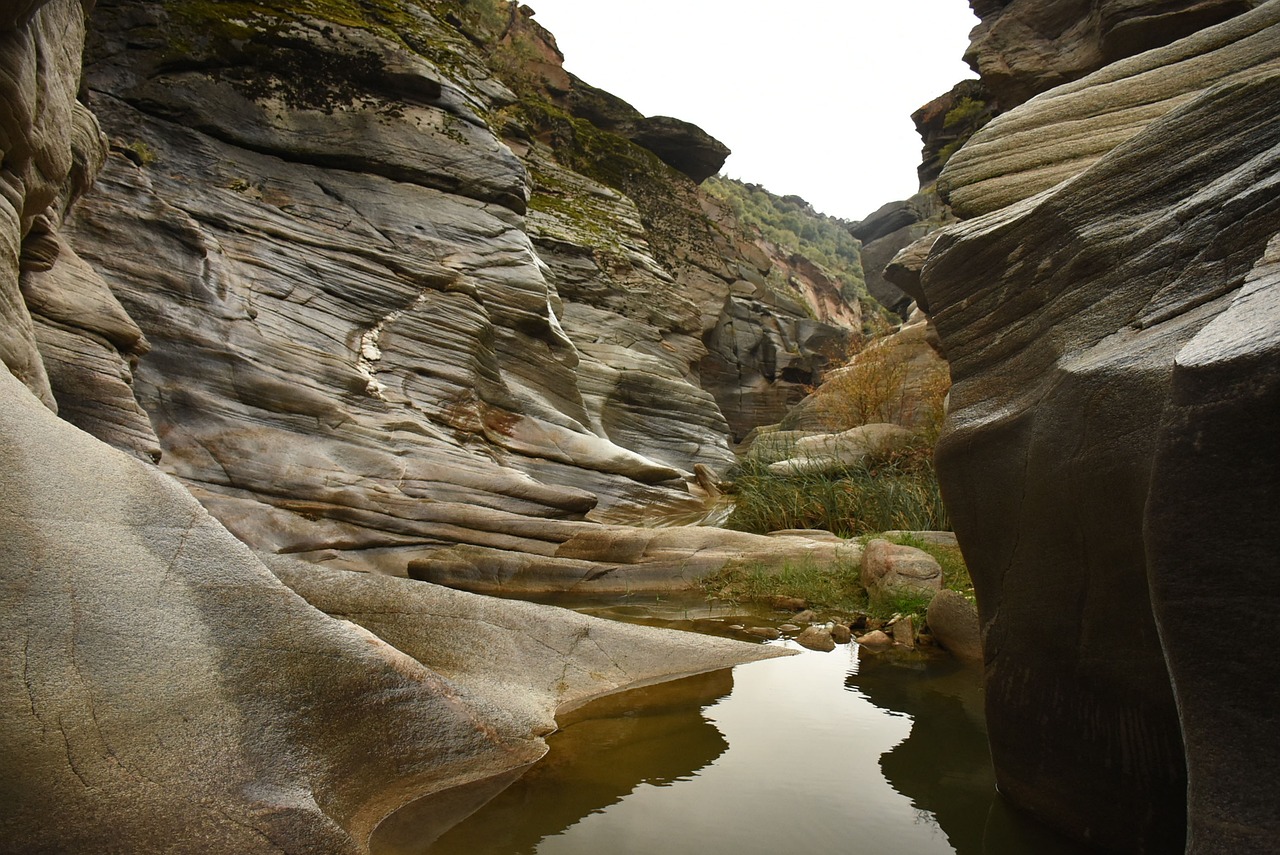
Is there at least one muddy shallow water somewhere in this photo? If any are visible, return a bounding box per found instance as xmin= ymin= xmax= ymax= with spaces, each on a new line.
xmin=371 ymin=595 xmax=1094 ymax=855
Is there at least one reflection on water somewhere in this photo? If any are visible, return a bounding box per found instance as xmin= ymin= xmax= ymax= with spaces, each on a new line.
xmin=372 ymin=602 xmax=1096 ymax=855
xmin=373 ymin=670 xmax=733 ymax=855
xmin=848 ymin=655 xmax=1090 ymax=854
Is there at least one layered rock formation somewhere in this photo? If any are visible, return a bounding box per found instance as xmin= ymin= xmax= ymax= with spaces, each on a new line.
xmin=0 ymin=363 xmax=786 ymax=853
xmin=860 ymin=0 xmax=1262 ymax=316
xmin=919 ymin=1 xmax=1280 ymax=850
xmin=0 ymin=0 xmax=848 ymax=850
xmin=964 ymin=0 xmax=1261 ymax=109
xmin=28 ymin=0 xmax=868 ymax=581
xmin=851 ymin=192 xmax=950 ymax=317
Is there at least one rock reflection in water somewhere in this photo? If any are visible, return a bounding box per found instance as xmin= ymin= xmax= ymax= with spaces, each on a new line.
xmin=372 ymin=670 xmax=733 ymax=855
xmin=847 ymin=655 xmax=1093 ymax=854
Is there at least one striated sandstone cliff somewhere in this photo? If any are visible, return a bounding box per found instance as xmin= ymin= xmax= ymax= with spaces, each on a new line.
xmin=919 ymin=1 xmax=1280 ymax=851
xmin=43 ymin=0 xmax=867 ymax=578
xmin=964 ymin=0 xmax=1263 ymax=109
xmin=0 ymin=0 xmax=856 ymax=851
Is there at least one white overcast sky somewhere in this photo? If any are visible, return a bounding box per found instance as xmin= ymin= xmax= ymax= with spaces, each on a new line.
xmin=521 ymin=0 xmax=979 ymax=221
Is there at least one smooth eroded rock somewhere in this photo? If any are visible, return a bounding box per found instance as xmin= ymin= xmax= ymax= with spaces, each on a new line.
xmin=860 ymin=539 xmax=943 ymax=602
xmin=794 ymin=625 xmax=836 ymax=652
xmin=922 ymin=29 xmax=1280 ymax=851
xmin=926 ymin=590 xmax=983 ymax=665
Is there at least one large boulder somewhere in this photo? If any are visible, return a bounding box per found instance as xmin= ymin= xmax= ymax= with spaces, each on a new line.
xmin=921 ymin=5 xmax=1280 ymax=849
xmin=860 ymin=539 xmax=943 ymax=602
xmin=766 ymin=423 xmax=914 ymax=476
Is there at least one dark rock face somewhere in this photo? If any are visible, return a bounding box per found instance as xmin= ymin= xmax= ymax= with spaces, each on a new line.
xmin=921 ymin=4 xmax=1280 ymax=849
xmin=964 ymin=0 xmax=1259 ymax=110
xmin=925 ymin=590 xmax=982 ymax=664
xmin=627 ymin=115 xmax=731 ymax=183
xmin=561 ymin=77 xmax=729 ymax=182
xmin=850 ymin=191 xmax=951 ymax=316
xmin=911 ymin=78 xmax=995 ymax=186
xmin=1146 ymin=232 xmax=1280 ymax=854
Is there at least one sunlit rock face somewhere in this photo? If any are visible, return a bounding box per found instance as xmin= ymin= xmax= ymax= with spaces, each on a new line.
xmin=0 ymin=0 xmax=869 ymax=851
xmin=922 ymin=2 xmax=1280 ymax=850
xmin=52 ymin=0 xmax=862 ymax=574
xmin=0 ymin=357 xmax=785 ymax=853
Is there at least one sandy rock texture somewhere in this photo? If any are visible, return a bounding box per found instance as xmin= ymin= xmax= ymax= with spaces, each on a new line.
xmin=0 ymin=1 xmax=830 ymax=851
xmin=921 ymin=3 xmax=1280 ymax=850
xmin=48 ymin=0 xmax=864 ymax=579
xmin=965 ymin=0 xmax=1260 ymax=109
xmin=0 ymin=365 xmax=783 ymax=853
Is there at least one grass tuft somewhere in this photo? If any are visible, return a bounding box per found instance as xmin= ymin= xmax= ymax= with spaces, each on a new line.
xmin=700 ymin=557 xmax=866 ymax=614
xmin=726 ymin=440 xmax=948 ymax=538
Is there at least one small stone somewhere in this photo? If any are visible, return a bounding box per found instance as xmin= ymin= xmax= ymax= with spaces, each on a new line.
xmin=856 ymin=630 xmax=892 ymax=648
xmin=768 ymin=596 xmax=809 ymax=611
xmin=795 ymin=625 xmax=836 ymax=652
xmin=793 ymin=609 xmax=817 ymax=624
xmin=778 ymin=623 xmax=801 ymax=632
xmin=891 ymin=615 xmax=916 ymax=649
xmin=745 ymin=626 xmax=782 ymax=640
xmin=830 ymin=623 xmax=852 ymax=644
xmin=926 ymin=589 xmax=982 ymax=664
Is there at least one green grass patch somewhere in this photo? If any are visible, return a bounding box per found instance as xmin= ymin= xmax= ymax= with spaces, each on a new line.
xmin=725 ymin=445 xmax=948 ymax=538
xmin=873 ymin=587 xmax=936 ymax=620
xmin=699 ymin=548 xmax=960 ymax=625
xmin=700 ymin=557 xmax=867 ymax=614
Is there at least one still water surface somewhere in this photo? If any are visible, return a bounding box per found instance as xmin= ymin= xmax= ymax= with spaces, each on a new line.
xmin=373 ymin=597 xmax=1093 ymax=855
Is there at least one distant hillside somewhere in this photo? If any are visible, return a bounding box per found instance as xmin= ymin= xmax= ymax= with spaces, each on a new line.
xmin=703 ymin=176 xmax=871 ymax=312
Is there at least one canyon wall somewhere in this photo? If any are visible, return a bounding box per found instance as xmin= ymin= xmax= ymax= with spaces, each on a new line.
xmin=49 ymin=0 xmax=863 ymax=579
xmin=919 ymin=1 xmax=1279 ymax=851
xmin=0 ymin=1 xmax=845 ymax=850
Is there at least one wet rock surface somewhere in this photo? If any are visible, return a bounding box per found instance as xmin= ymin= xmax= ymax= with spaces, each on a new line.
xmin=794 ymin=625 xmax=837 ymax=652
